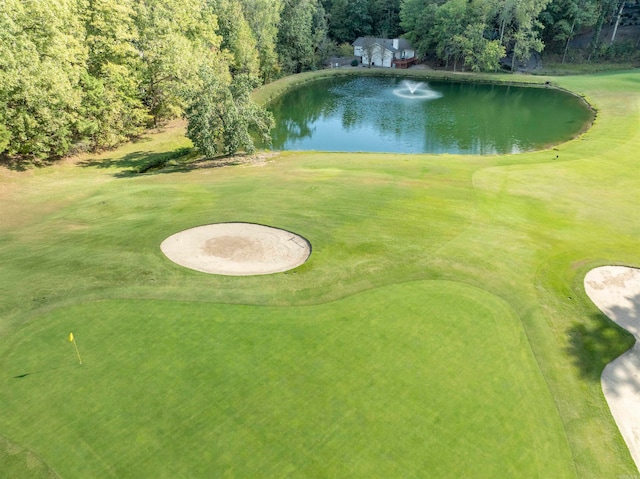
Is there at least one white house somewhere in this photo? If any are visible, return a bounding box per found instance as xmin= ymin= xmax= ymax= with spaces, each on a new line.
xmin=352 ymin=37 xmax=416 ymax=68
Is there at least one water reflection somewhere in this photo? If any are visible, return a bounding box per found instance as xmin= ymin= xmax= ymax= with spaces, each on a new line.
xmin=264 ymin=77 xmax=592 ymax=155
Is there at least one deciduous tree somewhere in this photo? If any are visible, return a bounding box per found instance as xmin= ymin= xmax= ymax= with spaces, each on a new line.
xmin=277 ymin=0 xmax=326 ymax=73
xmin=510 ymin=0 xmax=550 ymax=70
xmin=239 ymin=0 xmax=283 ymax=82
xmin=540 ymin=0 xmax=598 ymax=62
xmin=0 ymin=0 xmax=87 ymax=159
xmin=133 ymin=0 xmax=221 ymax=126
xmin=185 ymin=65 xmax=273 ymax=156
xmin=371 ymin=0 xmax=402 ymax=38
xmin=81 ymin=0 xmax=148 ymax=148
xmin=211 ymin=0 xmax=260 ymax=78
xmin=329 ymin=0 xmax=373 ymax=43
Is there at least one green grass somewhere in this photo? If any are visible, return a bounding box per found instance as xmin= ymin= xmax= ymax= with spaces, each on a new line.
xmin=537 ymin=61 xmax=640 ymax=76
xmin=0 ymin=69 xmax=639 ymax=478
xmin=1 ymin=284 xmax=572 ymax=478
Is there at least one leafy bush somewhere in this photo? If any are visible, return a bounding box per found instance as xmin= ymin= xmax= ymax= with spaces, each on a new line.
xmin=592 ymin=41 xmax=640 ymax=62
xmin=337 ymin=42 xmax=355 ymax=57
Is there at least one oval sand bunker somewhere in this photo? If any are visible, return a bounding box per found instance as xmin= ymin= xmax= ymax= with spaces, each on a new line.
xmin=161 ymin=223 xmax=310 ymax=275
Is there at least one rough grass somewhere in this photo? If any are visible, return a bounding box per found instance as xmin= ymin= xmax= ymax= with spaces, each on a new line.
xmin=538 ymin=61 xmax=640 ymax=76
xmin=0 ymin=435 xmax=59 ymax=479
xmin=0 ymin=69 xmax=639 ymax=478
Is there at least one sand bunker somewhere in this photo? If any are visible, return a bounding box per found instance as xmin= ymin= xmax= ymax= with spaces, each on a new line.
xmin=160 ymin=223 xmax=310 ymax=275
xmin=584 ymin=266 xmax=640 ymax=470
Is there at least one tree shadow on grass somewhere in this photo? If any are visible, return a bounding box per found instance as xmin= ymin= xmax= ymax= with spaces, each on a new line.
xmin=79 ymin=147 xmax=194 ymax=177
xmin=566 ymin=312 xmax=635 ymax=383
xmin=0 ymin=154 xmax=59 ymax=171
xmin=0 ymin=134 xmax=158 ymax=172
xmin=157 ymin=152 xmax=277 ymax=173
xmin=566 ymin=287 xmax=640 ymax=400
xmin=79 ymin=149 xmax=277 ymax=177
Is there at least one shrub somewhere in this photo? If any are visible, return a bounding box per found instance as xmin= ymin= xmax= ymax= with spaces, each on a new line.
xmin=337 ymin=42 xmax=355 ymax=57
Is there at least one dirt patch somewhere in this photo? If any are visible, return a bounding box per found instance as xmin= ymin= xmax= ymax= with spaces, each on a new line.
xmin=188 ymin=152 xmax=278 ymax=170
xmin=160 ymin=223 xmax=310 ymax=276
xmin=202 ymin=236 xmax=269 ymax=262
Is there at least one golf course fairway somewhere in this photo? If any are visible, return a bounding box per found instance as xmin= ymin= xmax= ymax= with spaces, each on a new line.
xmin=0 ymin=69 xmax=639 ymax=478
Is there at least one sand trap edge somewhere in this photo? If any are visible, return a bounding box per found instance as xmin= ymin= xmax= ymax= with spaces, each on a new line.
xmin=584 ymin=265 xmax=640 ymax=472
xmin=160 ymin=222 xmax=311 ymax=276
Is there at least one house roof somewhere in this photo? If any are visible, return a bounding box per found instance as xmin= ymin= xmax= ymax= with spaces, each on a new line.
xmin=352 ymin=37 xmax=413 ymax=52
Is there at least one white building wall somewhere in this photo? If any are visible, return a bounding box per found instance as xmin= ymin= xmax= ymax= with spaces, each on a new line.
xmin=362 ymin=45 xmax=393 ymax=67
xmin=355 ymin=39 xmax=416 ymax=67
xmin=359 ymin=44 xmax=397 ymax=67
xmin=381 ymin=47 xmax=393 ymax=67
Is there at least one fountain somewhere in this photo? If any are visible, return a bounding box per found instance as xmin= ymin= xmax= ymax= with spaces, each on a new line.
xmin=263 ymin=75 xmax=594 ymax=154
xmin=393 ymin=80 xmax=443 ymax=100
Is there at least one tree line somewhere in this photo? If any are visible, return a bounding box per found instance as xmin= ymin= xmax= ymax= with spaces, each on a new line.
xmin=0 ymin=0 xmax=327 ymax=161
xmin=329 ymin=0 xmax=639 ymax=71
xmin=1 ymin=0 xmax=638 ymax=161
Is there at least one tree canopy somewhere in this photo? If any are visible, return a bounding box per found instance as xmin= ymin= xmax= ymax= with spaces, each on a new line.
xmin=0 ymin=0 xmax=282 ymax=160
xmin=0 ymin=0 xmax=637 ymax=162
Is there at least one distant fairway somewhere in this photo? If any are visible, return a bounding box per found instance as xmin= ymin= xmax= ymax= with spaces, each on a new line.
xmin=0 ymin=70 xmax=639 ymax=478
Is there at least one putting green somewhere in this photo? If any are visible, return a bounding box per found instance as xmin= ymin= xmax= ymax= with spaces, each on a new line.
xmin=0 ymin=281 xmax=574 ymax=478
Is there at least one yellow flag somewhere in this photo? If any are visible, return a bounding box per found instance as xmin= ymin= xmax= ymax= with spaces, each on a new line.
xmin=68 ymin=332 xmax=74 ymax=342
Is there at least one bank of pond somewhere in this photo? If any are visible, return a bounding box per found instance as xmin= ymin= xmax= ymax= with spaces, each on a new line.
xmin=259 ymin=75 xmax=594 ymax=155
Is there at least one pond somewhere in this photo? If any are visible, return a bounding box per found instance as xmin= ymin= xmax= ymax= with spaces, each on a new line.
xmin=262 ymin=76 xmax=593 ymax=155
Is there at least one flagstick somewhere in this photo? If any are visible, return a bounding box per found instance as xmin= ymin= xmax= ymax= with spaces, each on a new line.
xmin=72 ymin=338 xmax=83 ymax=365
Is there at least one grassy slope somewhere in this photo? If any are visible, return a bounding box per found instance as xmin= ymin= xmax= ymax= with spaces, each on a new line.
xmin=0 ymin=70 xmax=638 ymax=477
xmin=480 ymin=71 xmax=640 ymax=476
